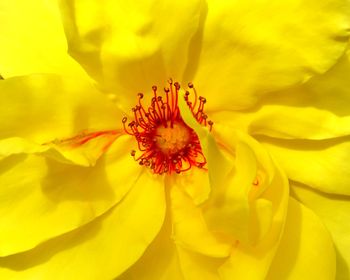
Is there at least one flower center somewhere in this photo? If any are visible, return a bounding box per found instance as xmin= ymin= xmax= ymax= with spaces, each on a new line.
xmin=155 ymin=121 xmax=191 ymax=154
xmin=122 ymin=80 xmax=213 ymax=175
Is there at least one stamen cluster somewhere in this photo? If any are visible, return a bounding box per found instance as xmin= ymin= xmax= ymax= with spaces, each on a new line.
xmin=122 ymin=80 xmax=213 ymax=174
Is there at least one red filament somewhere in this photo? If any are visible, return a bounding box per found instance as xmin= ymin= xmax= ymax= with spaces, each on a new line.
xmin=122 ymin=80 xmax=213 ymax=174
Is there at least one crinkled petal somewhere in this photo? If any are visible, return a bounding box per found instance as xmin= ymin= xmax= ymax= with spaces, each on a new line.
xmin=211 ymin=51 xmax=350 ymax=140
xmin=291 ymin=182 xmax=350 ymax=280
xmin=59 ymin=0 xmax=202 ymax=110
xmin=260 ymin=136 xmax=350 ymax=195
xmin=0 ymin=74 xmax=122 ymax=144
xmin=0 ymin=1 xmax=87 ymax=78
xmin=0 ymin=170 xmax=165 ymax=279
xmin=192 ymin=0 xmax=350 ymax=111
xmin=0 ymin=136 xmax=142 ymax=256
xmin=267 ymin=197 xmax=336 ymax=280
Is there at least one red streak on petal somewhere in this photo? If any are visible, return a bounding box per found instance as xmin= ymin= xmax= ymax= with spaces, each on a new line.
xmin=44 ymin=129 xmax=122 ymax=151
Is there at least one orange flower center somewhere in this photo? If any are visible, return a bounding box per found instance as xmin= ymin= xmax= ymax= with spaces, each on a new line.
xmin=155 ymin=121 xmax=191 ymax=154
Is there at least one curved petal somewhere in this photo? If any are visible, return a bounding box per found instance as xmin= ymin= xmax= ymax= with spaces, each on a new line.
xmin=42 ymin=129 xmax=122 ymax=166
xmin=206 ymin=132 xmax=289 ymax=280
xmin=121 ymin=213 xmax=225 ymax=280
xmin=0 ymin=137 xmax=49 ymax=160
xmin=0 ymin=74 xmax=122 ymax=144
xmin=260 ymin=136 xmax=350 ymax=195
xmin=211 ymin=51 xmax=350 ymax=140
xmin=291 ymin=182 xmax=350 ymax=280
xmin=0 ymin=170 xmax=166 ymax=279
xmin=0 ymin=1 xmax=87 ymax=78
xmin=266 ymin=197 xmax=336 ymax=280
xmin=178 ymin=97 xmax=289 ymax=277
xmin=204 ymin=137 xmax=259 ymax=243
xmin=176 ymin=246 xmax=222 ymax=280
xmin=0 ymin=135 xmax=142 ymax=256
xmin=169 ymin=167 xmax=210 ymax=206
xmin=192 ymin=0 xmax=350 ymax=111
xmin=169 ymin=183 xmax=231 ymax=258
xmin=119 ymin=205 xmax=184 ymax=280
xmin=59 ymin=0 xmax=202 ymax=110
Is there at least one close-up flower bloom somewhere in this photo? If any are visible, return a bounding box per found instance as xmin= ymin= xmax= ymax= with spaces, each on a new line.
xmin=1 ymin=0 xmax=350 ymax=279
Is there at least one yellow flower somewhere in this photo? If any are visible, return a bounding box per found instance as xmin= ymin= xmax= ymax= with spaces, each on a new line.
xmin=1 ymin=1 xmax=350 ymax=280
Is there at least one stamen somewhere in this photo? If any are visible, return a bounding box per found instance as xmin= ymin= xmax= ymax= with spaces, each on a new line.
xmin=122 ymin=80 xmax=214 ymax=175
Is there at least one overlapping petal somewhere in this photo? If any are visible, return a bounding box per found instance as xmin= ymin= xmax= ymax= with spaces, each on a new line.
xmin=211 ymin=50 xmax=350 ymax=140
xmin=0 ymin=74 xmax=122 ymax=144
xmin=267 ymin=198 xmax=336 ymax=280
xmin=0 ymin=57 xmax=165 ymax=276
xmin=119 ymin=209 xmax=184 ymax=280
xmin=43 ymin=129 xmax=121 ymax=166
xmin=176 ymin=98 xmax=291 ymax=277
xmin=168 ymin=167 xmax=211 ymax=206
xmin=291 ymin=182 xmax=350 ymax=280
xmin=0 ymin=1 xmax=87 ymax=78
xmin=1 ymin=1 xmax=349 ymax=279
xmin=59 ymin=0 xmax=203 ymax=111
xmin=169 ymin=183 xmax=231 ymax=258
xmin=191 ymin=0 xmax=350 ymax=111
xmin=176 ymin=246 xmax=222 ymax=280
xmin=206 ymin=131 xmax=289 ymax=280
xmin=0 ymin=135 xmax=141 ymax=256
xmin=0 ymin=137 xmax=48 ymax=160
xmin=177 ymin=93 xmax=291 ymax=278
xmin=120 ymin=213 xmax=225 ymax=280
xmin=260 ymin=136 xmax=350 ymax=195
xmin=0 ymin=170 xmax=165 ymax=279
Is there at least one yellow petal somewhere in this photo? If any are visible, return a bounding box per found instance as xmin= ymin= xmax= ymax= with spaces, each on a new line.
xmin=1 ymin=130 xmax=122 ymax=168
xmin=204 ymin=131 xmax=287 ymax=238
xmin=0 ymin=137 xmax=49 ymax=160
xmin=208 ymin=133 xmax=289 ymax=279
xmin=0 ymin=74 xmax=122 ymax=144
xmin=291 ymin=182 xmax=350 ymax=280
xmin=193 ymin=0 xmax=350 ymax=111
xmin=169 ymin=167 xmax=210 ymax=206
xmin=43 ymin=130 xmax=121 ymax=166
xmin=179 ymin=97 xmax=289 ymax=275
xmin=0 ymin=1 xmax=87 ymax=78
xmin=211 ymin=51 xmax=350 ymax=140
xmin=169 ymin=183 xmax=231 ymax=258
xmin=119 ymin=205 xmax=184 ymax=280
xmin=177 ymin=88 xmax=232 ymax=190
xmin=0 ymin=135 xmax=141 ymax=256
xmin=0 ymin=170 xmax=165 ymax=279
xmin=261 ymin=136 xmax=350 ymax=195
xmin=59 ymin=0 xmax=202 ymax=111
xmin=204 ymin=138 xmax=258 ymax=243
xmin=176 ymin=246 xmax=222 ymax=280
xmin=121 ymin=220 xmax=225 ymax=280
xmin=266 ymin=198 xmax=336 ymax=280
